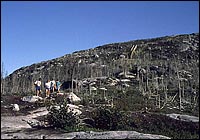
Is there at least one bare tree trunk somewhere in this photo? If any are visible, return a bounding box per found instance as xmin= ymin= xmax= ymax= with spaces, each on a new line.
xmin=71 ymin=72 xmax=74 ymax=93
xmin=155 ymin=95 xmax=158 ymax=107
xmin=178 ymin=80 xmax=182 ymax=110
xmin=182 ymin=81 xmax=185 ymax=99
xmin=158 ymin=94 xmax=161 ymax=108
xmin=104 ymin=90 xmax=106 ymax=100
xmin=137 ymin=66 xmax=140 ymax=80
xmin=111 ymin=91 xmax=114 ymax=108
xmin=89 ymin=84 xmax=91 ymax=95
xmin=1 ymin=62 xmax=5 ymax=95
xmin=174 ymin=57 xmax=182 ymax=110
xmin=192 ymin=94 xmax=198 ymax=111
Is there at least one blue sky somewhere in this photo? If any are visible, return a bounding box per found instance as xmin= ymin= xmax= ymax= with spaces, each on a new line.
xmin=1 ymin=1 xmax=199 ymax=75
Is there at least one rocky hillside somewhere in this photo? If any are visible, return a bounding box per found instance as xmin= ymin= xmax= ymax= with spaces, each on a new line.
xmin=1 ymin=33 xmax=199 ymax=139
xmin=3 ymin=33 xmax=199 ymax=96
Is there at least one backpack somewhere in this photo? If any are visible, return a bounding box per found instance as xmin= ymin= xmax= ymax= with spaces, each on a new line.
xmin=56 ymin=81 xmax=60 ymax=87
xmin=51 ymin=81 xmax=54 ymax=87
xmin=34 ymin=81 xmax=38 ymax=86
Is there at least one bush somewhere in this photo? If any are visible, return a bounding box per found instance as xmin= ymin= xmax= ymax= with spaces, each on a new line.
xmin=113 ymin=89 xmax=146 ymax=111
xmin=90 ymin=107 xmax=125 ymax=130
xmin=46 ymin=100 xmax=79 ymax=130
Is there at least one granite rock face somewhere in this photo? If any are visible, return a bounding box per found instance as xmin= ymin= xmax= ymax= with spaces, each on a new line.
xmin=3 ymin=33 xmax=199 ymax=95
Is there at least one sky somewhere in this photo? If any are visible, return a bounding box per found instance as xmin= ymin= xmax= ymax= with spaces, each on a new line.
xmin=1 ymin=1 xmax=199 ymax=76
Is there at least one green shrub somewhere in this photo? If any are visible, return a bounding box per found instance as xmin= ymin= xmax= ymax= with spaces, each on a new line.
xmin=90 ymin=107 xmax=125 ymax=130
xmin=46 ymin=100 xmax=79 ymax=130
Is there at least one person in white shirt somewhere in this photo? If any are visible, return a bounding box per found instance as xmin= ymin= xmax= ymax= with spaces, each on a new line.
xmin=45 ymin=80 xmax=51 ymax=97
xmin=34 ymin=78 xmax=42 ymax=96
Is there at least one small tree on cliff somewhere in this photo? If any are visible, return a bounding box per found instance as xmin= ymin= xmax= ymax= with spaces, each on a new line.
xmin=1 ymin=62 xmax=8 ymax=95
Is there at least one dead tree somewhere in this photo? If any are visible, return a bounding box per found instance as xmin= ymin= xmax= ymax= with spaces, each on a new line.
xmin=1 ymin=62 xmax=5 ymax=95
xmin=70 ymin=56 xmax=82 ymax=93
xmin=1 ymin=62 xmax=8 ymax=95
xmin=174 ymin=56 xmax=182 ymax=110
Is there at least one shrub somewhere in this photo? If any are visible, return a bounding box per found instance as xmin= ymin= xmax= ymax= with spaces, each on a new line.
xmin=90 ymin=107 xmax=125 ymax=130
xmin=46 ymin=100 xmax=79 ymax=130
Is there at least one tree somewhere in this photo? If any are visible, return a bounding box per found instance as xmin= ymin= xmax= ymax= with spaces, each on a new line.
xmin=1 ymin=62 xmax=8 ymax=95
xmin=70 ymin=56 xmax=82 ymax=93
xmin=1 ymin=62 xmax=4 ymax=95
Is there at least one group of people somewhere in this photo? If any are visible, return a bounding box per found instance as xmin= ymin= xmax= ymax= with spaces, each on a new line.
xmin=34 ymin=78 xmax=62 ymax=97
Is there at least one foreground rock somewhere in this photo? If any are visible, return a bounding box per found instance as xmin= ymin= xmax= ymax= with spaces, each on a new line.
xmin=21 ymin=96 xmax=43 ymax=103
xmin=1 ymin=116 xmax=32 ymax=131
xmin=166 ymin=113 xmax=199 ymax=122
xmin=49 ymin=131 xmax=171 ymax=139
xmin=26 ymin=107 xmax=49 ymax=119
xmin=1 ymin=129 xmax=171 ymax=139
xmin=1 ymin=107 xmax=49 ymax=132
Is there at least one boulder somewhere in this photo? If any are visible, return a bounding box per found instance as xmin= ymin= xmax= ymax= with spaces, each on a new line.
xmin=12 ymin=104 xmax=20 ymax=111
xmin=57 ymin=92 xmax=64 ymax=96
xmin=66 ymin=92 xmax=81 ymax=102
xmin=21 ymin=96 xmax=43 ymax=103
xmin=67 ymin=104 xmax=82 ymax=115
xmin=24 ymin=119 xmax=43 ymax=128
xmin=27 ymin=107 xmax=49 ymax=118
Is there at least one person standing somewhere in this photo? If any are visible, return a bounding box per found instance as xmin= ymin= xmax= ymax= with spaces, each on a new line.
xmin=34 ymin=78 xmax=42 ymax=96
xmin=45 ymin=80 xmax=51 ymax=97
xmin=56 ymin=79 xmax=62 ymax=93
xmin=50 ymin=78 xmax=56 ymax=93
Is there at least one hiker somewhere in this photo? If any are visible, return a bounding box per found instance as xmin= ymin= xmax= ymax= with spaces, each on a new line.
xmin=55 ymin=79 xmax=62 ymax=93
xmin=50 ymin=78 xmax=56 ymax=93
xmin=34 ymin=78 xmax=42 ymax=96
xmin=45 ymin=80 xmax=51 ymax=97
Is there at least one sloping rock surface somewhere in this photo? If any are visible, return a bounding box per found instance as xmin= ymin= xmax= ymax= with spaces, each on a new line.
xmin=3 ymin=33 xmax=199 ymax=95
xmin=166 ymin=113 xmax=199 ymax=122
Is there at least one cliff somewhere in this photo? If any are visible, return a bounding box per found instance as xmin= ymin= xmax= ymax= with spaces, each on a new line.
xmin=3 ymin=33 xmax=199 ymax=95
